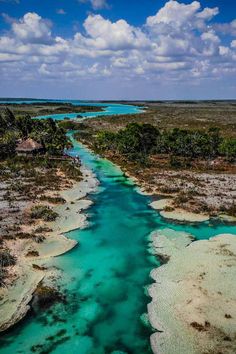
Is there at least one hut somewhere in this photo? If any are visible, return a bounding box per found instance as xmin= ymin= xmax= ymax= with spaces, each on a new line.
xmin=16 ymin=138 xmax=44 ymax=156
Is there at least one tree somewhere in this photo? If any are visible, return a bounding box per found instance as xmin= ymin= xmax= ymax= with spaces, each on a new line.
xmin=2 ymin=108 xmax=16 ymax=129
xmin=96 ymin=131 xmax=117 ymax=151
xmin=30 ymin=118 xmax=68 ymax=155
xmin=0 ymin=131 xmax=18 ymax=159
xmin=15 ymin=115 xmax=33 ymax=137
xmin=116 ymin=123 xmax=159 ymax=158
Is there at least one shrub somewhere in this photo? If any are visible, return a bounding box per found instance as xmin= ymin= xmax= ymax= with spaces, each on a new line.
xmin=0 ymin=250 xmax=16 ymax=267
xmin=30 ymin=205 xmax=58 ymax=221
xmin=219 ymin=138 xmax=236 ymax=161
xmin=163 ymin=206 xmax=175 ymax=212
xmin=26 ymin=250 xmax=39 ymax=257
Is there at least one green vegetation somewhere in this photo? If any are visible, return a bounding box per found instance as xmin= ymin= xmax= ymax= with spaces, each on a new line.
xmin=0 ymin=249 xmax=16 ymax=287
xmin=0 ymin=108 xmax=69 ymax=159
xmin=219 ymin=138 xmax=236 ymax=161
xmin=58 ymin=120 xmax=80 ymax=131
xmin=0 ymin=249 xmax=16 ymax=267
xmin=94 ymin=123 xmax=236 ymax=164
xmin=30 ymin=205 xmax=59 ymax=222
xmin=0 ymin=102 xmax=105 ymax=120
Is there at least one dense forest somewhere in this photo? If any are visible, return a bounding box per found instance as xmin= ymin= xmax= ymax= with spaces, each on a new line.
xmin=94 ymin=123 xmax=236 ymax=164
xmin=0 ymin=108 xmax=68 ymax=159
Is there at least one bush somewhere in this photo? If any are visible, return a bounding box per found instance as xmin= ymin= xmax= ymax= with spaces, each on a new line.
xmin=0 ymin=250 xmax=16 ymax=267
xmin=30 ymin=205 xmax=58 ymax=221
xmin=169 ymin=155 xmax=182 ymax=168
xmin=94 ymin=123 xmax=227 ymax=163
xmin=219 ymin=138 xmax=236 ymax=161
xmin=58 ymin=120 xmax=80 ymax=131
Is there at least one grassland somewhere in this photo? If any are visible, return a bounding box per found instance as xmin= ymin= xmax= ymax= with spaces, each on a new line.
xmin=81 ymin=101 xmax=236 ymax=138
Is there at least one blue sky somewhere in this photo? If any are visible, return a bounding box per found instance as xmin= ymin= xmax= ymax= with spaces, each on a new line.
xmin=0 ymin=0 xmax=236 ymax=99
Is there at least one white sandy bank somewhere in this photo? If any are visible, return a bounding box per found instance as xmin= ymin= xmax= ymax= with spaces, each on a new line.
xmin=0 ymin=165 xmax=98 ymax=332
xmin=150 ymin=199 xmax=210 ymax=222
xmin=148 ymin=229 xmax=236 ymax=354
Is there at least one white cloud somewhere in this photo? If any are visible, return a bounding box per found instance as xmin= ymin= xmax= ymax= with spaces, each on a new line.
xmin=213 ymin=19 xmax=236 ymax=36
xmin=0 ymin=1 xmax=235 ymax=92
xmin=231 ymin=40 xmax=236 ymax=49
xmin=147 ymin=0 xmax=201 ymax=27
xmin=201 ymin=30 xmax=220 ymax=43
xmin=82 ymin=14 xmax=150 ymax=50
xmin=79 ymin=0 xmax=109 ymax=10
xmin=146 ymin=0 xmax=219 ymax=32
xmin=12 ymin=12 xmax=52 ymax=44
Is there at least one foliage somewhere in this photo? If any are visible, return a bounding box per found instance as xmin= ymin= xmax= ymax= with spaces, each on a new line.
xmin=58 ymin=120 xmax=80 ymax=131
xmin=219 ymin=138 xmax=236 ymax=161
xmin=0 ymin=131 xmax=19 ymax=159
xmin=0 ymin=108 xmax=69 ymax=159
xmin=155 ymin=128 xmax=221 ymax=158
xmin=0 ymin=108 xmax=16 ymax=132
xmin=0 ymin=249 xmax=16 ymax=267
xmin=94 ymin=123 xmax=234 ymax=163
xmin=29 ymin=118 xmax=68 ymax=155
xmin=15 ymin=114 xmax=33 ymax=137
xmin=30 ymin=205 xmax=59 ymax=222
xmin=96 ymin=123 xmax=159 ymax=164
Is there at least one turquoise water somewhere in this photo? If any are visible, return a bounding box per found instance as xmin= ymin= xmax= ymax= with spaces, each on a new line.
xmin=0 ymin=102 xmax=236 ymax=354
xmin=0 ymin=99 xmax=143 ymax=120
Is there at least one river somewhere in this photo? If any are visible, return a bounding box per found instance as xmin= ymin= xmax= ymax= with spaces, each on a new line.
xmin=0 ymin=100 xmax=236 ymax=354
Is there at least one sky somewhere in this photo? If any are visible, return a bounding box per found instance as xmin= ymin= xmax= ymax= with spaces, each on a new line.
xmin=0 ymin=0 xmax=236 ymax=100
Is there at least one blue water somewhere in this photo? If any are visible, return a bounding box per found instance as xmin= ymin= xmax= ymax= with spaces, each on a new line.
xmin=0 ymin=99 xmax=143 ymax=120
xmin=0 ymin=102 xmax=236 ymax=354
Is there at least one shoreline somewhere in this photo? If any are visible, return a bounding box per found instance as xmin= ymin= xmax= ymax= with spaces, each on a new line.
xmin=148 ymin=229 xmax=236 ymax=354
xmin=149 ymin=198 xmax=210 ymax=223
xmin=73 ymin=129 xmax=236 ymax=224
xmin=123 ymin=168 xmax=236 ymax=224
xmin=63 ymin=139 xmax=236 ymax=354
xmin=0 ymin=163 xmax=98 ymax=332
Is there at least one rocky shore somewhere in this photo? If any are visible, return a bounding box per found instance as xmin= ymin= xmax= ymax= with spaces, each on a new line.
xmin=0 ymin=161 xmax=98 ymax=332
xmin=148 ymin=229 xmax=236 ymax=354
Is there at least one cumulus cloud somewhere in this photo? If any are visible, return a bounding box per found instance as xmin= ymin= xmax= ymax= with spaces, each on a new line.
xmin=213 ymin=19 xmax=236 ymax=36
xmin=82 ymin=14 xmax=150 ymax=50
xmin=147 ymin=0 xmax=201 ymax=27
xmin=0 ymin=1 xmax=236 ymax=96
xmin=12 ymin=12 xmax=53 ymax=44
xmin=146 ymin=0 xmax=219 ymax=32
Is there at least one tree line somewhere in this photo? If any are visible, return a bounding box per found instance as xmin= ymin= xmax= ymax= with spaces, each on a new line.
xmin=95 ymin=123 xmax=236 ymax=163
xmin=0 ymin=108 xmax=69 ymax=159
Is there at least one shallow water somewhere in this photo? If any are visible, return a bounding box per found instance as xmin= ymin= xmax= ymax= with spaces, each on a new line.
xmin=0 ymin=99 xmax=143 ymax=120
xmin=0 ymin=102 xmax=236 ymax=354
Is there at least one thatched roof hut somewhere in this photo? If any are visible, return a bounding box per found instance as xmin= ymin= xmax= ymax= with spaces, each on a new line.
xmin=16 ymin=138 xmax=44 ymax=155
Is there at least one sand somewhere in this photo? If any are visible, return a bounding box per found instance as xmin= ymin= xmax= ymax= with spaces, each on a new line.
xmin=150 ymin=198 xmax=210 ymax=222
xmin=0 ymin=263 xmax=44 ymax=332
xmin=0 ymin=165 xmax=98 ymax=332
xmin=148 ymin=229 xmax=236 ymax=354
